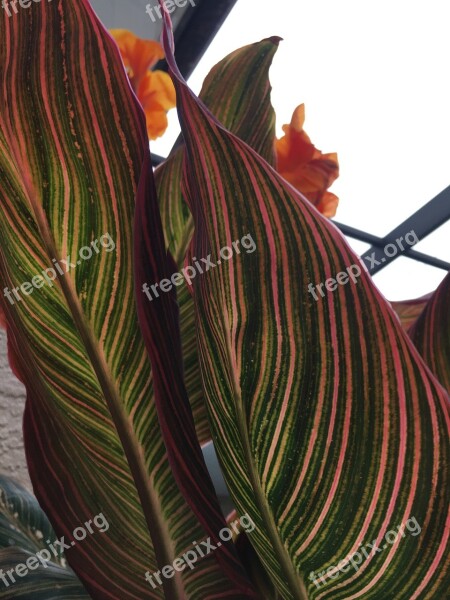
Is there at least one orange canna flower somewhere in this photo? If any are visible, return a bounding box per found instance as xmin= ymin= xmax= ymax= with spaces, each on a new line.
xmin=275 ymin=104 xmax=339 ymax=218
xmin=110 ymin=29 xmax=176 ymax=140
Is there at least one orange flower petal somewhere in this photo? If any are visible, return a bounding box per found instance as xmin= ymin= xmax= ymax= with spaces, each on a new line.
xmin=145 ymin=108 xmax=169 ymax=141
xmin=138 ymin=71 xmax=177 ymax=112
xmin=111 ymin=29 xmax=176 ymax=140
xmin=316 ymin=192 xmax=339 ymax=218
xmin=110 ymin=29 xmax=164 ymax=87
xmin=275 ymin=104 xmax=339 ymax=217
xmin=137 ymin=71 xmax=176 ymax=140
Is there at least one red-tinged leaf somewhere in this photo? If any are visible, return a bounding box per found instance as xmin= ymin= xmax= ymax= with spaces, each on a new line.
xmin=134 ymin=80 xmax=256 ymax=600
xmin=407 ymin=272 xmax=450 ymax=392
xmin=391 ymin=294 xmax=431 ymax=330
xmin=0 ymin=1 xmax=253 ymax=598
xmin=160 ymin=5 xmax=450 ymax=599
xmin=156 ymin=39 xmax=280 ymax=446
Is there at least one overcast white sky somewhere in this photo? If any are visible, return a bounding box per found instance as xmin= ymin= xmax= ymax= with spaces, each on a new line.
xmin=152 ymin=0 xmax=450 ymax=301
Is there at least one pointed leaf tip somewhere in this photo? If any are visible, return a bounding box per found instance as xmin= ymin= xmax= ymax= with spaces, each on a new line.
xmin=266 ymin=35 xmax=283 ymax=45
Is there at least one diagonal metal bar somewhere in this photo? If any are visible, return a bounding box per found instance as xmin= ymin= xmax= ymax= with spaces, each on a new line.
xmin=151 ymin=153 xmax=166 ymax=167
xmin=332 ymin=222 xmax=383 ymax=246
xmin=401 ymin=249 xmax=450 ymax=271
xmin=333 ymin=221 xmax=450 ymax=272
xmin=334 ymin=221 xmax=450 ymax=273
xmin=335 ymin=186 xmax=450 ymax=274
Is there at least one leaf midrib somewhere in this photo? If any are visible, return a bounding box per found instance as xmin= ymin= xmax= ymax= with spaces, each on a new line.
xmin=224 ymin=328 xmax=308 ymax=600
xmin=14 ymin=158 xmax=184 ymax=600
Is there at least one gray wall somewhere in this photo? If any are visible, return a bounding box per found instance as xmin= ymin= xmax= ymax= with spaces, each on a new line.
xmin=0 ymin=330 xmax=29 ymax=489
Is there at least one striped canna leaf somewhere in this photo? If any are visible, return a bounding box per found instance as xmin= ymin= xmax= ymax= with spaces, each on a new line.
xmin=0 ymin=476 xmax=89 ymax=599
xmin=407 ymin=272 xmax=450 ymax=392
xmin=156 ymin=39 xmax=280 ymax=445
xmin=134 ymin=152 xmax=255 ymax=597
xmin=0 ymin=1 xmax=252 ymax=598
xmin=390 ymin=294 xmax=431 ymax=331
xmin=160 ymin=5 xmax=450 ymax=599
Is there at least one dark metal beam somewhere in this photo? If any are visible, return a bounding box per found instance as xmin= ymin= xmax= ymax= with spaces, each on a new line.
xmin=334 ymin=220 xmax=450 ymax=272
xmin=335 ymin=188 xmax=450 ymax=273
xmin=151 ymin=153 xmax=166 ymax=167
xmin=332 ymin=222 xmax=382 ymax=246
xmin=356 ymin=186 xmax=450 ymax=274
xmin=402 ymin=249 xmax=450 ymax=272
